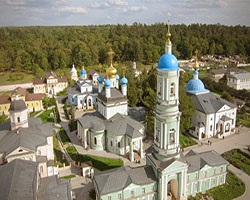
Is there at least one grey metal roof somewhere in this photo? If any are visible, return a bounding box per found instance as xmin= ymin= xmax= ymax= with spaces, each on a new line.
xmin=107 ymin=113 xmax=143 ymax=138
xmin=0 ymin=159 xmax=38 ymax=200
xmin=78 ymin=112 xmax=144 ymax=138
xmin=228 ymin=72 xmax=250 ymax=80
xmin=94 ymin=165 xmax=156 ymax=195
xmin=0 ymin=118 xmax=53 ymax=156
xmin=9 ymin=99 xmax=27 ymax=112
xmin=37 ymin=176 xmax=71 ymax=200
xmin=190 ymin=92 xmax=236 ymax=114
xmin=97 ymin=88 xmax=127 ymax=104
xmin=185 ymin=150 xmax=229 ymax=173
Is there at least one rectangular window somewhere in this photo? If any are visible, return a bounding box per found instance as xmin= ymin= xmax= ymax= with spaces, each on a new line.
xmin=118 ymin=194 xmax=122 ymax=199
xmin=142 ymin=188 xmax=145 ymax=194
xmin=130 ymin=190 xmax=134 ymax=197
xmin=108 ymin=196 xmax=111 ymax=200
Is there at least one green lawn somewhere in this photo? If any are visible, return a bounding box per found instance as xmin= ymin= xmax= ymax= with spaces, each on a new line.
xmin=222 ymin=149 xmax=250 ymax=176
xmin=59 ymin=128 xmax=71 ymax=145
xmin=180 ymin=133 xmax=197 ymax=148
xmin=60 ymin=174 xmax=76 ymax=179
xmin=66 ymin=146 xmax=123 ymax=171
xmin=37 ymin=110 xmax=54 ymax=123
xmin=0 ymin=71 xmax=34 ymax=85
xmin=53 ymin=133 xmax=69 ymax=167
xmin=188 ymin=172 xmax=245 ymax=200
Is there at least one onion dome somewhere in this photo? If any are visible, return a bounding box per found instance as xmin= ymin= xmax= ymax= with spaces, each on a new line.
xmin=186 ymin=68 xmax=209 ymax=94
xmin=157 ymin=54 xmax=179 ymax=70
xmin=121 ymin=76 xmax=128 ymax=85
xmin=97 ymin=75 xmax=104 ymax=83
xmin=116 ymin=74 xmax=119 ymax=80
xmin=105 ymin=78 xmax=111 ymax=88
xmin=80 ymin=66 xmax=86 ymax=75
xmin=106 ymin=64 xmax=117 ymax=79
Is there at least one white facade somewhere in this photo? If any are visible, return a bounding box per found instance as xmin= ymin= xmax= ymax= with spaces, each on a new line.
xmin=227 ymin=71 xmax=250 ymax=90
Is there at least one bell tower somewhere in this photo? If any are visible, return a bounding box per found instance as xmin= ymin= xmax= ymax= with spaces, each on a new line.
xmin=146 ymin=14 xmax=188 ymax=200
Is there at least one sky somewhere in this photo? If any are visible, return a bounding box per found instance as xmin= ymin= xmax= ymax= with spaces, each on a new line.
xmin=0 ymin=0 xmax=249 ymax=27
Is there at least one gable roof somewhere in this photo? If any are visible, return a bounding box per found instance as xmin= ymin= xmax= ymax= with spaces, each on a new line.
xmin=94 ymin=165 xmax=156 ymax=195
xmin=37 ymin=176 xmax=71 ymax=200
xmin=0 ymin=159 xmax=38 ymax=200
xmin=11 ymin=87 xmax=26 ymax=97
xmin=25 ymin=93 xmax=44 ymax=101
xmin=33 ymin=77 xmax=46 ymax=85
xmin=0 ymin=96 xmax=11 ymax=104
xmin=0 ymin=118 xmax=53 ymax=156
xmin=78 ymin=112 xmax=144 ymax=139
xmin=97 ymin=88 xmax=127 ymax=104
xmin=191 ymin=92 xmax=236 ymax=114
xmin=185 ymin=150 xmax=229 ymax=173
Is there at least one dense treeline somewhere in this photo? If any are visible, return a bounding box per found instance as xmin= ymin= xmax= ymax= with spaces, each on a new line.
xmin=0 ymin=23 xmax=249 ymax=73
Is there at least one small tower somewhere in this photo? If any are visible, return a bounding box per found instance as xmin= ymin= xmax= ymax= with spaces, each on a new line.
xmin=71 ymin=64 xmax=78 ymax=81
xmin=9 ymin=99 xmax=28 ymax=130
xmin=121 ymin=76 xmax=128 ymax=96
xmin=186 ymin=50 xmax=209 ymax=95
xmin=80 ymin=66 xmax=87 ymax=80
xmin=97 ymin=75 xmax=104 ymax=93
xmin=105 ymin=78 xmax=111 ymax=98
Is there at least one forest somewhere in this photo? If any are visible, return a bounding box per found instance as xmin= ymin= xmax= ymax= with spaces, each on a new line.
xmin=0 ymin=23 xmax=249 ymax=73
xmin=0 ymin=23 xmax=249 ymax=135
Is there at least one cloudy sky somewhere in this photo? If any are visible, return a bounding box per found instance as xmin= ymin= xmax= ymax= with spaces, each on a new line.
xmin=0 ymin=0 xmax=249 ymax=26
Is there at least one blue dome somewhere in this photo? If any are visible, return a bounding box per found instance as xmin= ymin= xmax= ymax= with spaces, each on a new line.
xmin=157 ymin=54 xmax=179 ymax=70
xmin=80 ymin=69 xmax=86 ymax=75
xmin=116 ymin=74 xmax=119 ymax=80
xmin=186 ymin=78 xmax=208 ymax=94
xmin=121 ymin=77 xmax=128 ymax=85
xmin=105 ymin=79 xmax=111 ymax=88
xmin=97 ymin=75 xmax=104 ymax=83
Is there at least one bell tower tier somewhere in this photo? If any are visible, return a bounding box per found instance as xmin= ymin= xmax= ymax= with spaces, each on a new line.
xmin=154 ymin=67 xmax=181 ymax=162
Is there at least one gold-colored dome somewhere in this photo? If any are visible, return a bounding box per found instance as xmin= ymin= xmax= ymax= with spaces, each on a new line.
xmin=106 ymin=64 xmax=117 ymax=79
xmin=193 ymin=61 xmax=199 ymax=70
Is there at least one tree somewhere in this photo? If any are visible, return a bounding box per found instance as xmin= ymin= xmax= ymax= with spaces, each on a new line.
xmin=221 ymin=91 xmax=234 ymax=103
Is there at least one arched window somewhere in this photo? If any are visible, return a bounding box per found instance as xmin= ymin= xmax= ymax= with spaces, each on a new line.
xmin=169 ymin=128 xmax=175 ymax=144
xmin=225 ymin=123 xmax=230 ymax=132
xmin=158 ymin=82 xmax=162 ymax=96
xmin=170 ymin=82 xmax=175 ymax=96
xmin=94 ymin=137 xmax=97 ymax=145
xmin=88 ymin=99 xmax=91 ymax=107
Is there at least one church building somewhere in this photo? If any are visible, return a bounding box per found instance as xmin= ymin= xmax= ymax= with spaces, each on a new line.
xmin=93 ymin=18 xmax=229 ymax=200
xmin=77 ymin=50 xmax=144 ymax=162
xmin=186 ymin=58 xmax=237 ymax=140
xmin=68 ymin=66 xmax=99 ymax=110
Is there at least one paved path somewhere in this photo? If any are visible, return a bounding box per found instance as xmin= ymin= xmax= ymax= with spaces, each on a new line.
xmin=56 ymin=95 xmax=250 ymax=200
